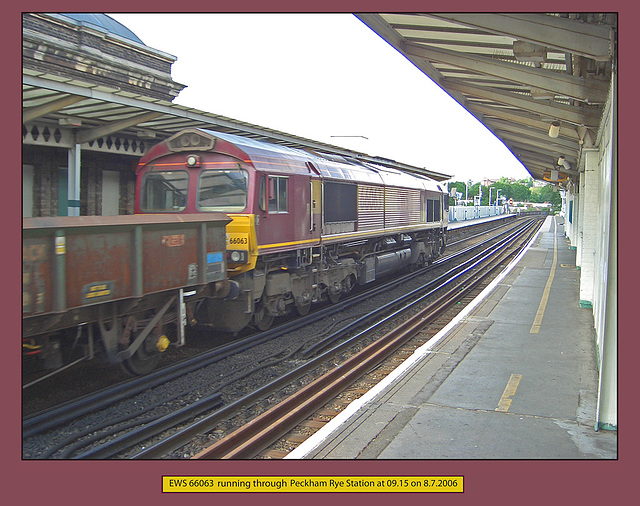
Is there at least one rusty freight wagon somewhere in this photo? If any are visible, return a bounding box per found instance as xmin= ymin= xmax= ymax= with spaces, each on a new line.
xmin=22 ymin=214 xmax=231 ymax=375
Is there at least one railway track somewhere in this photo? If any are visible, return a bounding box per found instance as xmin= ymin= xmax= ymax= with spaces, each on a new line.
xmin=22 ymin=216 xmax=541 ymax=459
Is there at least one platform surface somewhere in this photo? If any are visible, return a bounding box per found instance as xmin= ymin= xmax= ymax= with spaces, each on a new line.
xmin=288 ymin=216 xmax=617 ymax=460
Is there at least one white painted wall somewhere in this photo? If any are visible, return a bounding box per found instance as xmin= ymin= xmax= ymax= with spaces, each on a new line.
xmin=570 ymin=77 xmax=617 ymax=430
xmin=101 ymin=170 xmax=120 ymax=216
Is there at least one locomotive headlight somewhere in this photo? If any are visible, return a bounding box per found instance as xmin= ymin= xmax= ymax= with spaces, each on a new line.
xmin=186 ymin=154 xmax=200 ymax=168
xmin=227 ymin=250 xmax=248 ymax=263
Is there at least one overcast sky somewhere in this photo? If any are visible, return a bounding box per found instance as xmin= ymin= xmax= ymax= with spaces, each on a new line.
xmin=111 ymin=13 xmax=531 ymax=183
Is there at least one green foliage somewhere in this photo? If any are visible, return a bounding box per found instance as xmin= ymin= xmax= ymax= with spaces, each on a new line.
xmin=530 ymin=185 xmax=562 ymax=213
xmin=448 ymin=177 xmax=560 ymax=211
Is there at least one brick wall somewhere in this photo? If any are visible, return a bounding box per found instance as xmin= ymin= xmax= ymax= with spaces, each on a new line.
xmin=23 ymin=13 xmax=185 ymax=102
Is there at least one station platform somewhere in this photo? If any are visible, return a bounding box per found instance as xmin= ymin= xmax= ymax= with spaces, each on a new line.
xmin=288 ymin=215 xmax=617 ymax=459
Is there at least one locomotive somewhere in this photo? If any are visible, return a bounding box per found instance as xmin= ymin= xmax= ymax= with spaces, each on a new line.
xmin=135 ymin=128 xmax=448 ymax=334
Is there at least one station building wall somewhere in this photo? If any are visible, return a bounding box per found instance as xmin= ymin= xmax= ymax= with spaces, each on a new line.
xmin=564 ymin=77 xmax=617 ymax=430
xmin=22 ymin=145 xmax=138 ymax=217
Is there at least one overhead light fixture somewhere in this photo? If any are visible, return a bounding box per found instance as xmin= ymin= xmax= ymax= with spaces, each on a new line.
xmin=557 ymin=156 xmax=572 ymax=170
xmin=530 ymin=87 xmax=555 ymax=100
xmin=137 ymin=130 xmax=157 ymax=139
xmin=548 ymin=121 xmax=561 ymax=138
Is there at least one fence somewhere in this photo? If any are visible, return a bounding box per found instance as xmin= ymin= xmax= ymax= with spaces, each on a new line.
xmin=449 ymin=205 xmax=509 ymax=222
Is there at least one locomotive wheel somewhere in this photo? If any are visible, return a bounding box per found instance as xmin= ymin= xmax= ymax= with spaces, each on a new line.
xmin=295 ymin=301 xmax=311 ymax=316
xmin=253 ymin=304 xmax=274 ymax=331
xmin=328 ymin=290 xmax=341 ymax=304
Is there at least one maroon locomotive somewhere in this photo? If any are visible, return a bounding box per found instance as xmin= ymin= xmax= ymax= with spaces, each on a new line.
xmin=135 ymin=128 xmax=448 ymax=334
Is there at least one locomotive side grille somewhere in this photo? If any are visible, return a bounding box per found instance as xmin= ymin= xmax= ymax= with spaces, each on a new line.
xmin=384 ymin=187 xmax=421 ymax=228
xmin=357 ymin=185 xmax=384 ymax=231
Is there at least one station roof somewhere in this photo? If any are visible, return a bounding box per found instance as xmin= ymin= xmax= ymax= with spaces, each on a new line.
xmin=23 ymin=13 xmax=617 ymax=184
xmin=356 ymin=13 xmax=617 ymax=182
xmin=58 ymin=13 xmax=145 ymax=45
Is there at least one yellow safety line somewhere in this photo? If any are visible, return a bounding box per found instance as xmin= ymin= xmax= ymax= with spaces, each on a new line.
xmin=530 ymin=217 xmax=558 ymax=334
xmin=495 ymin=374 xmax=522 ymax=412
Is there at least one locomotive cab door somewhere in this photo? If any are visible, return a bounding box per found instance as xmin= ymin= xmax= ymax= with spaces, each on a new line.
xmin=256 ymin=173 xmax=320 ymax=254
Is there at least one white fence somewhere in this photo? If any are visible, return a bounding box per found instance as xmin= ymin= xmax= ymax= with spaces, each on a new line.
xmin=449 ymin=205 xmax=509 ymax=222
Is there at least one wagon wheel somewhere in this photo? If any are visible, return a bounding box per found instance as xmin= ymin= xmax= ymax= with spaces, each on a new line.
xmin=122 ymin=343 xmax=161 ymax=375
xmin=409 ymin=253 xmax=423 ymax=272
xmin=253 ymin=303 xmax=274 ymax=331
xmin=122 ymin=346 xmax=160 ymax=376
xmin=121 ymin=327 xmax=165 ymax=376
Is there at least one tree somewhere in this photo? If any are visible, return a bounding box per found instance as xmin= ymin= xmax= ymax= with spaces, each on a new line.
xmin=510 ymin=182 xmax=531 ymax=202
xmin=448 ymin=179 xmax=531 ymax=205
xmin=530 ymin=184 xmax=562 ymax=213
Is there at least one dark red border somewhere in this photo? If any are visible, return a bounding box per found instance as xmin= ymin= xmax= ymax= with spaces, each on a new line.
xmin=12 ymin=2 xmax=631 ymax=504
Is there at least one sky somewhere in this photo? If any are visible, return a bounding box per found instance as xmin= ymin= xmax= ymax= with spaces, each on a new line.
xmin=110 ymin=13 xmax=531 ymax=183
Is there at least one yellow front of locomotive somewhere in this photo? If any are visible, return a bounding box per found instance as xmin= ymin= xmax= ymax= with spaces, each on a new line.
xmin=225 ymin=214 xmax=259 ymax=275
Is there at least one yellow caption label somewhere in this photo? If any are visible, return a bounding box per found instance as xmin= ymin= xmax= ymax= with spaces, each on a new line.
xmin=163 ymin=476 xmax=463 ymax=493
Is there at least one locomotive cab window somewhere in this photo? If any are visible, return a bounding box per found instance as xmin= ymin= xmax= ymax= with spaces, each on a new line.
xmin=267 ymin=176 xmax=288 ymax=213
xmin=140 ymin=170 xmax=188 ymax=212
xmin=197 ymin=169 xmax=248 ymax=212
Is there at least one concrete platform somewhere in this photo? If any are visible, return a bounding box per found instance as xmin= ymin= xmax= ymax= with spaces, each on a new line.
xmin=288 ymin=215 xmax=617 ymax=460
xmin=447 ymin=212 xmax=515 ymax=230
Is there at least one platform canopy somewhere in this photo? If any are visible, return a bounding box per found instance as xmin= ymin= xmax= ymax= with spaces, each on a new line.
xmin=22 ymin=13 xmax=450 ymax=182
xmin=356 ymin=13 xmax=617 ymax=181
